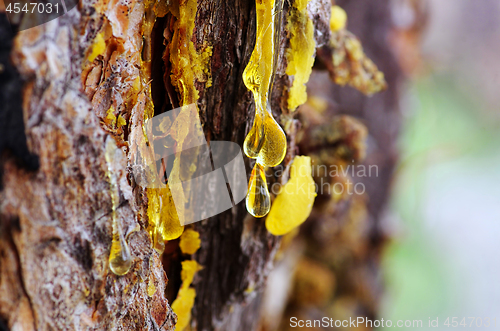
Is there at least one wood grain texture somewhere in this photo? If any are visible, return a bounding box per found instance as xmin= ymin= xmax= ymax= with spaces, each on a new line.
xmin=0 ymin=6 xmax=175 ymax=331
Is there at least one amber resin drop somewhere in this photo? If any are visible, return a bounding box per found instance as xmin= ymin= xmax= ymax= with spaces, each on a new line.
xmin=244 ymin=104 xmax=287 ymax=168
xmin=244 ymin=109 xmax=265 ymax=159
xmin=246 ymin=163 xmax=271 ymax=217
xmin=242 ymin=0 xmax=287 ymax=217
xmin=109 ymin=222 xmax=132 ymax=276
xmin=105 ymin=138 xmax=132 ymax=276
xmin=256 ymin=107 xmax=286 ymax=167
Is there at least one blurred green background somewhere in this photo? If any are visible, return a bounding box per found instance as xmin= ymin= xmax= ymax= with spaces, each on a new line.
xmin=381 ymin=1 xmax=500 ymax=327
xmin=382 ymin=77 xmax=500 ymax=329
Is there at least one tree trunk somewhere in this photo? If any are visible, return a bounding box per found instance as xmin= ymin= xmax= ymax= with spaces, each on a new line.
xmin=0 ymin=0 xmax=408 ymax=330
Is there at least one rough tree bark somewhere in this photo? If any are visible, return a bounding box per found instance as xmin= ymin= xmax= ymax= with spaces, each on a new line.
xmin=0 ymin=0 xmax=408 ymax=330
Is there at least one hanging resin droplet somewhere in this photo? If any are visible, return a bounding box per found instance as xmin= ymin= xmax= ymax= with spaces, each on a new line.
xmin=244 ymin=109 xmax=265 ymax=159
xmin=246 ymin=163 xmax=271 ymax=217
xmin=153 ymin=225 xmax=165 ymax=254
xmin=105 ymin=138 xmax=132 ymax=276
xmin=256 ymin=106 xmax=287 ymax=167
xmin=243 ymin=0 xmax=287 ymax=217
xmin=242 ymin=61 xmax=262 ymax=93
xmin=109 ymin=220 xmax=132 ymax=276
xmin=243 ymin=103 xmax=287 ymax=168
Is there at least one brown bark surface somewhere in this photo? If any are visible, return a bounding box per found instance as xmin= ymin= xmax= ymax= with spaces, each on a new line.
xmin=0 ymin=0 xmax=406 ymax=330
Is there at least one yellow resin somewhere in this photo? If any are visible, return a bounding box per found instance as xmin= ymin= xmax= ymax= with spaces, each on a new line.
xmin=166 ymin=106 xmax=205 ymax=226
xmin=246 ymin=163 xmax=271 ymax=217
xmin=147 ymin=277 xmax=157 ymax=297
xmin=244 ymin=109 xmax=287 ymax=167
xmin=87 ymin=31 xmax=106 ymax=63
xmin=169 ymin=0 xmax=212 ymax=105
xmin=243 ymin=111 xmax=265 ymax=159
xmin=265 ymin=156 xmax=317 ymax=235
xmin=103 ymin=106 xmax=127 ymax=129
xmin=147 ymin=187 xmax=184 ymax=248
xmin=105 ymin=139 xmax=132 ymax=276
xmin=286 ymin=0 xmax=315 ymax=111
xmin=242 ymin=0 xmax=287 ymax=168
xmin=116 ymin=114 xmax=127 ymax=128
xmin=330 ymin=5 xmax=347 ymax=32
xmin=180 ymin=260 xmax=202 ymax=286
xmin=141 ymin=0 xmax=206 ymax=254
xmin=146 ymin=189 xmax=164 ymax=253
xmin=139 ymin=0 xmax=159 ymax=122
xmin=179 ymin=229 xmax=201 ymax=255
xmin=171 ymin=287 xmax=196 ymax=331
xmin=104 ymin=105 xmax=117 ymax=126
xmin=243 ymin=0 xmax=287 ymax=217
xmin=109 ymin=228 xmax=132 ymax=276
xmin=171 ymin=260 xmax=202 ymax=331
xmin=242 ymin=0 xmax=276 ymax=108
xmin=142 ymin=0 xmax=211 ymax=245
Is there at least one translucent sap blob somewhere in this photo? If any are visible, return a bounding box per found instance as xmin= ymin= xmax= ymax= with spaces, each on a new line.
xmin=109 ymin=226 xmax=132 ymax=276
xmin=246 ymin=163 xmax=271 ymax=217
xmin=105 ymin=138 xmax=132 ymax=276
xmin=243 ymin=104 xmax=287 ymax=168
xmin=265 ymin=156 xmax=317 ymax=235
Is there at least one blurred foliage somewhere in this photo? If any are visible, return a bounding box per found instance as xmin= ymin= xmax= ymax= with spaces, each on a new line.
xmin=382 ymin=74 xmax=500 ymax=330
